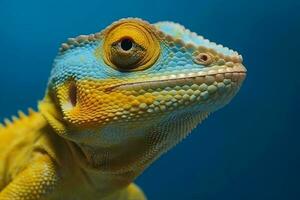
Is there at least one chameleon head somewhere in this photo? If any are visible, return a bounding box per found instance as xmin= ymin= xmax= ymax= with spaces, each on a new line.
xmin=39 ymin=18 xmax=246 ymax=172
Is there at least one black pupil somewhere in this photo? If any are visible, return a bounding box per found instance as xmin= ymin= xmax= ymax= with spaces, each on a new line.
xmin=120 ymin=38 xmax=133 ymax=51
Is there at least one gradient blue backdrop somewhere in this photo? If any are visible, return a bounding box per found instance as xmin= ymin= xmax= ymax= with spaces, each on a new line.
xmin=0 ymin=0 xmax=299 ymax=199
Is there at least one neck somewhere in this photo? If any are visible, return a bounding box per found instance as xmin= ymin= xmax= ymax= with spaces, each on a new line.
xmin=64 ymin=111 xmax=209 ymax=194
xmin=67 ymin=142 xmax=139 ymax=195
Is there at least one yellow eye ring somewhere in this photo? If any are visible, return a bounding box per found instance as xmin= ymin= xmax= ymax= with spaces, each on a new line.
xmin=100 ymin=20 xmax=160 ymax=71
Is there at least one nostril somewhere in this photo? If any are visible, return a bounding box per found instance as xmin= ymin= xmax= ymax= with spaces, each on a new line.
xmin=69 ymin=82 xmax=77 ymax=107
xmin=194 ymin=53 xmax=213 ymax=65
xmin=200 ymin=54 xmax=208 ymax=61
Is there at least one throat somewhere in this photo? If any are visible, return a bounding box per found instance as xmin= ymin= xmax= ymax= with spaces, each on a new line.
xmin=66 ymin=139 xmax=149 ymax=194
xmin=66 ymin=111 xmax=209 ymax=191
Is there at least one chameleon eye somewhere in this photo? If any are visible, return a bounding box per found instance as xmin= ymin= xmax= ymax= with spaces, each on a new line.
xmin=102 ymin=20 xmax=160 ymax=71
xmin=108 ymin=37 xmax=147 ymax=70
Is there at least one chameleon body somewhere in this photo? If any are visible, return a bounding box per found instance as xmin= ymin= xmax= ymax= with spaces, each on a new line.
xmin=0 ymin=18 xmax=246 ymax=200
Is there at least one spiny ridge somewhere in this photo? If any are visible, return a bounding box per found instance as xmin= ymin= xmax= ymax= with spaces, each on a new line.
xmin=0 ymin=107 xmax=38 ymax=129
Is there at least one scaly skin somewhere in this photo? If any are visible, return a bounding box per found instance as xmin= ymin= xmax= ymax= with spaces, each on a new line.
xmin=0 ymin=18 xmax=246 ymax=200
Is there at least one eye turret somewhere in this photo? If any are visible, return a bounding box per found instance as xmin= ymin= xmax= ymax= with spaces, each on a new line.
xmin=102 ymin=21 xmax=160 ymax=71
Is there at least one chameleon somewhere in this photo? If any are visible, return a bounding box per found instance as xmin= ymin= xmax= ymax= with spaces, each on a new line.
xmin=0 ymin=18 xmax=246 ymax=200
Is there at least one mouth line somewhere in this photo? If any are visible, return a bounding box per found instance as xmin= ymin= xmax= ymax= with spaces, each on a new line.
xmin=105 ymin=70 xmax=246 ymax=92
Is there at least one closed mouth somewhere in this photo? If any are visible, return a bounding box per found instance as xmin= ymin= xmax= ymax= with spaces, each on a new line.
xmin=107 ymin=69 xmax=246 ymax=92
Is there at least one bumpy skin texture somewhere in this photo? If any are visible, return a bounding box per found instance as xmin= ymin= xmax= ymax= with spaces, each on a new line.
xmin=0 ymin=18 xmax=246 ymax=200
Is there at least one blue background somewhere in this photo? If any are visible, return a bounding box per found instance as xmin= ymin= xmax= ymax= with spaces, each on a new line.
xmin=0 ymin=0 xmax=299 ymax=199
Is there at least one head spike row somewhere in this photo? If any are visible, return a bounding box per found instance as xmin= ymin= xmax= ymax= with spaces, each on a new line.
xmin=58 ymin=18 xmax=151 ymax=54
xmin=59 ymin=33 xmax=100 ymax=53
